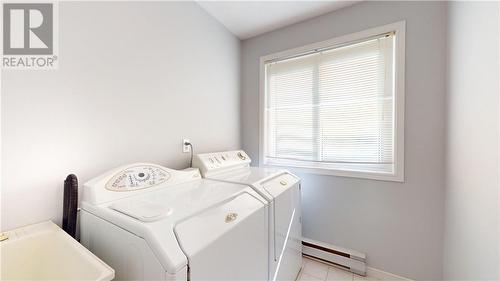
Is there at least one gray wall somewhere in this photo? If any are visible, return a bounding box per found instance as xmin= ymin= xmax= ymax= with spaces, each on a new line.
xmin=241 ymin=2 xmax=447 ymax=280
xmin=1 ymin=1 xmax=241 ymax=231
xmin=443 ymin=2 xmax=500 ymax=280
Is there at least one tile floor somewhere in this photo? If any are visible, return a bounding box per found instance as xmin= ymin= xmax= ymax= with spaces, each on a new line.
xmin=298 ymin=256 xmax=379 ymax=281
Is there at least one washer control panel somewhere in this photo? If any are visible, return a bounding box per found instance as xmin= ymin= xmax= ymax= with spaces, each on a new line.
xmin=105 ymin=165 xmax=171 ymax=191
xmin=83 ymin=163 xmax=201 ymax=204
xmin=193 ymin=150 xmax=251 ymax=176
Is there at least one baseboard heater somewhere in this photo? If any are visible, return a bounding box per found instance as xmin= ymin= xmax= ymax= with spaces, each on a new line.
xmin=302 ymin=238 xmax=366 ymax=276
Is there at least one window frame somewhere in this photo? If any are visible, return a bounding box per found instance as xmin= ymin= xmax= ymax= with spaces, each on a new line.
xmin=259 ymin=21 xmax=406 ymax=182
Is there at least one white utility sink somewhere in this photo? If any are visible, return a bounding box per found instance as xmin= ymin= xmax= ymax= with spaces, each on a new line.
xmin=0 ymin=221 xmax=114 ymax=281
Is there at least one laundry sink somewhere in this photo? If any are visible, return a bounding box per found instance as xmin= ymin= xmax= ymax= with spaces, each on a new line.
xmin=0 ymin=221 xmax=114 ymax=281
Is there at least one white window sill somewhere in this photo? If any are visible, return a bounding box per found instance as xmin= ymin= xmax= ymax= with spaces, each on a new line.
xmin=260 ymin=161 xmax=404 ymax=182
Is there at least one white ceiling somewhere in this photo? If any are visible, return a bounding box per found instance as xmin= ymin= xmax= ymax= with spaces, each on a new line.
xmin=196 ymin=1 xmax=358 ymax=40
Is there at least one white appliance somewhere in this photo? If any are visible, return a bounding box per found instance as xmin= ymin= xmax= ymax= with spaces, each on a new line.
xmin=1 ymin=221 xmax=114 ymax=281
xmin=193 ymin=150 xmax=302 ymax=281
xmin=80 ymin=163 xmax=269 ymax=281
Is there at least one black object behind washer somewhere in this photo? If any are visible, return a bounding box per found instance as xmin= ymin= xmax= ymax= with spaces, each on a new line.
xmin=63 ymin=174 xmax=78 ymax=238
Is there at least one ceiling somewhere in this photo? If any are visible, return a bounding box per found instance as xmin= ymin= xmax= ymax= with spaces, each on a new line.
xmin=196 ymin=1 xmax=359 ymax=40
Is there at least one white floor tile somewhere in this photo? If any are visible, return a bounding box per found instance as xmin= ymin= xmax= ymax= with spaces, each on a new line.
xmin=353 ymin=274 xmax=379 ymax=281
xmin=302 ymin=258 xmax=329 ymax=280
xmin=326 ymin=266 xmax=353 ymax=281
xmin=302 ymin=257 xmax=309 ymax=267
xmin=299 ymin=272 xmax=325 ymax=281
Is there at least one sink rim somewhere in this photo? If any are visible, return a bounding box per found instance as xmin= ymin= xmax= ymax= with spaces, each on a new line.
xmin=1 ymin=220 xmax=114 ymax=281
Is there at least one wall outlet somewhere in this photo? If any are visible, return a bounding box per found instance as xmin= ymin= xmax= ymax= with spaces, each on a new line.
xmin=183 ymin=139 xmax=191 ymax=153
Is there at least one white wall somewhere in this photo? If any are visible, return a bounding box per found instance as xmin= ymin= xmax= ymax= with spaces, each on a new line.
xmin=0 ymin=1 xmax=241 ymax=231
xmin=443 ymin=2 xmax=500 ymax=279
xmin=241 ymin=2 xmax=447 ymax=280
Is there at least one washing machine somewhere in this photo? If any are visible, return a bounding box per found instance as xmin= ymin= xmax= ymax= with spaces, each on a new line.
xmin=80 ymin=163 xmax=269 ymax=281
xmin=193 ymin=150 xmax=302 ymax=281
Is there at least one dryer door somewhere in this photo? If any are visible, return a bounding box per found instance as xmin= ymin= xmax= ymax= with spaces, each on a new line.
xmin=260 ymin=173 xmax=302 ymax=281
xmin=174 ymin=192 xmax=268 ymax=281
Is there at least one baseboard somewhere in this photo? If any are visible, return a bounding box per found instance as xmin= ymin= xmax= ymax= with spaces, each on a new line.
xmin=302 ymin=238 xmax=366 ymax=275
xmin=301 ymin=238 xmax=414 ymax=281
xmin=366 ymin=267 xmax=415 ymax=281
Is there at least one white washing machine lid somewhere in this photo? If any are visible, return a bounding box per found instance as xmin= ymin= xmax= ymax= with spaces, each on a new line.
xmin=207 ymin=166 xmax=284 ymax=186
xmin=205 ymin=166 xmax=299 ymax=201
xmin=103 ymin=177 xmax=264 ymax=223
xmin=175 ymin=192 xmax=264 ymax=256
xmin=174 ymin=192 xmax=268 ymax=281
xmin=109 ymin=200 xmax=173 ymax=222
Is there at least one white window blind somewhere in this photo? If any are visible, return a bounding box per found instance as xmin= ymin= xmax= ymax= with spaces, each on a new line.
xmin=263 ymin=33 xmax=397 ymax=175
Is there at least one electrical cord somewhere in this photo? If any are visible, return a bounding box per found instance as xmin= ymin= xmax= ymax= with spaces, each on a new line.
xmin=185 ymin=142 xmax=194 ymax=167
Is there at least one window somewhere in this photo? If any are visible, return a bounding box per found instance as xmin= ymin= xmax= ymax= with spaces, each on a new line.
xmin=259 ymin=22 xmax=405 ymax=181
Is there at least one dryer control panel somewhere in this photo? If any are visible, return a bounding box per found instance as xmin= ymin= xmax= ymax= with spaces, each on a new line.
xmin=193 ymin=150 xmax=251 ymax=177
